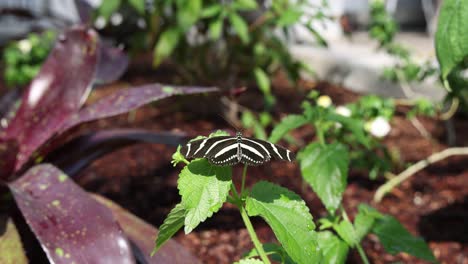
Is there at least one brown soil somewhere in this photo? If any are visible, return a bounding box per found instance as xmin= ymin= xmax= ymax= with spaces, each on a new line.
xmin=2 ymin=65 xmax=466 ymax=263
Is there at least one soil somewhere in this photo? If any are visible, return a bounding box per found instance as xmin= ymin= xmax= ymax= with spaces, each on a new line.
xmin=2 ymin=63 xmax=467 ymax=264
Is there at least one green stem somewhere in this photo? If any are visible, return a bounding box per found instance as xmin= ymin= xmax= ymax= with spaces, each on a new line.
xmin=315 ymin=125 xmax=326 ymax=145
xmin=240 ymin=206 xmax=271 ymax=264
xmin=241 ymin=164 xmax=248 ymax=196
xmin=340 ymin=206 xmax=370 ymax=264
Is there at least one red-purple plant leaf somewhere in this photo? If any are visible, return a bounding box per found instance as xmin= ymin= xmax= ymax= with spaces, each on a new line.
xmin=8 ymin=164 xmax=135 ymax=264
xmin=0 ymin=217 xmax=28 ymax=263
xmin=4 ymin=27 xmax=99 ymax=172
xmin=59 ymin=84 xmax=218 ymax=133
xmin=93 ymin=194 xmax=202 ymax=264
xmin=0 ymin=138 xmax=19 ymax=181
xmin=45 ymin=129 xmax=187 ymax=176
xmin=74 ymin=0 xmax=93 ymax=24
xmin=95 ymin=42 xmax=129 ymax=84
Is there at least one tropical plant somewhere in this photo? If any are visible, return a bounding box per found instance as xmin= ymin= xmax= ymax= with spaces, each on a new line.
xmin=0 ymin=26 xmax=218 ymax=263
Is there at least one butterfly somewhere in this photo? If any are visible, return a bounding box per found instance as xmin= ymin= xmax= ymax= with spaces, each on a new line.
xmin=180 ymin=132 xmax=295 ymax=166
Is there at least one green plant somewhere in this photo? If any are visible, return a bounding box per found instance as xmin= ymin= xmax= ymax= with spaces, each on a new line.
xmin=2 ymin=31 xmax=56 ymax=87
xmin=153 ymin=130 xmax=435 ymax=263
xmin=94 ymin=0 xmax=328 ymax=108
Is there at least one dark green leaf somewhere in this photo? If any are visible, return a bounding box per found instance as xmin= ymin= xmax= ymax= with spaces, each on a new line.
xmin=317 ymin=231 xmax=349 ymax=264
xmin=435 ymin=0 xmax=468 ymax=82
xmin=269 ymin=114 xmax=308 ymax=143
xmin=298 ymin=143 xmax=349 ymax=214
xmin=229 ymin=13 xmax=250 ymax=44
xmin=354 ymin=204 xmax=382 ymax=242
xmin=97 ymin=0 xmax=121 ymax=19
xmin=373 ymin=216 xmax=436 ymax=262
xmin=201 ymin=5 xmax=222 ymax=18
xmin=246 ymin=181 xmax=322 ymax=264
xmin=128 ymin=0 xmax=145 ymax=14
xmin=326 ymin=112 xmax=370 ymax=148
xmin=177 ymin=0 xmax=202 ymax=29
xmin=334 ymin=220 xmax=358 ymax=247
xmin=243 ymin=243 xmax=295 ymax=264
xmin=178 ymin=159 xmax=232 ymax=233
xmin=154 ymin=204 xmax=186 ymax=253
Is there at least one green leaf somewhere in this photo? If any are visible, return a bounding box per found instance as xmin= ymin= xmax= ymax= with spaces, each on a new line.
xmin=253 ymin=67 xmax=271 ymax=95
xmin=269 ymin=114 xmax=308 ymax=143
xmin=277 ymin=9 xmax=303 ymax=27
xmin=178 ymin=159 xmax=232 ymax=233
xmin=435 ymin=0 xmax=468 ymax=82
xmin=153 ymin=204 xmax=186 ymax=254
xmin=298 ymin=142 xmax=349 ymax=214
xmin=128 ymin=0 xmax=145 ymax=14
xmin=243 ymin=243 xmax=295 ymax=264
xmin=326 ymin=112 xmax=370 ymax=148
xmin=201 ymin=4 xmax=222 ymax=18
xmin=97 ymin=0 xmax=121 ymax=19
xmin=246 ymin=181 xmax=322 ymax=264
xmin=153 ymin=28 xmax=181 ymax=66
xmin=317 ymin=231 xmax=349 ymax=264
xmin=209 ymin=18 xmax=224 ymax=40
xmin=372 ymin=216 xmax=436 ymax=262
xmin=334 ymin=220 xmax=358 ymax=247
xmin=229 ymin=12 xmax=250 ymax=44
xmin=177 ymin=0 xmax=202 ymax=29
xmin=354 ymin=204 xmax=382 ymax=242
xmin=234 ymin=258 xmax=264 ymax=264
xmin=232 ymin=0 xmax=258 ymax=10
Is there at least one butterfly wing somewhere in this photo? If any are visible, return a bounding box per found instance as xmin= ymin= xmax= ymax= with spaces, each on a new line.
xmin=238 ymin=138 xmax=271 ymax=166
xmin=243 ymin=137 xmax=294 ymax=162
xmin=181 ymin=136 xmax=236 ymax=159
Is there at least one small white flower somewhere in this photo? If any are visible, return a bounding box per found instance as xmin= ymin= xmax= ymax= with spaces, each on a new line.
xmin=17 ymin=39 xmax=32 ymax=54
xmin=94 ymin=16 xmax=107 ymax=29
xmin=335 ymin=106 xmax=351 ymax=117
xmin=366 ymin=117 xmax=391 ymax=138
xmin=317 ymin=95 xmax=332 ymax=108
xmin=110 ymin=12 xmax=123 ymax=26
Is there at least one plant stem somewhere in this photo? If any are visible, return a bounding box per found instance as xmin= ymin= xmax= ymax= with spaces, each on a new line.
xmin=340 ymin=205 xmax=370 ymax=264
xmin=241 ymin=164 xmax=248 ymax=195
xmin=374 ymin=147 xmax=468 ymax=202
xmin=316 ymin=126 xmax=326 ymax=145
xmin=240 ymin=206 xmax=271 ymax=264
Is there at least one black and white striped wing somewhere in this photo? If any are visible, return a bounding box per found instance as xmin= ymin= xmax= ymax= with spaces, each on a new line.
xmin=243 ymin=137 xmax=295 ymax=163
xmin=181 ymin=136 xmax=235 ymax=159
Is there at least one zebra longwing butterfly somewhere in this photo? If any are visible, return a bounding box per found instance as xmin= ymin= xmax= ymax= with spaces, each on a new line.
xmin=181 ymin=132 xmax=295 ymax=166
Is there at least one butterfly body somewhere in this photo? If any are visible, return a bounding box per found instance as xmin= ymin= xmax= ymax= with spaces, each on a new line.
xmin=181 ymin=132 xmax=294 ymax=166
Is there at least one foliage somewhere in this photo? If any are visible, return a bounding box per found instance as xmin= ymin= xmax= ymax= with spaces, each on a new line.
xmin=94 ymin=0 xmax=328 ymax=107
xmin=0 ymin=26 xmax=218 ymax=263
xmin=154 ymin=130 xmax=435 ymax=263
xmin=435 ymin=0 xmax=468 ymax=111
xmin=2 ymin=31 xmax=56 ymax=87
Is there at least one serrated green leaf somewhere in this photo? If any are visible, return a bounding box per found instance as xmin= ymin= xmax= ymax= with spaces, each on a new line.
xmin=317 ymin=231 xmax=349 ymax=264
xmin=254 ymin=67 xmax=271 ymax=95
xmin=153 ymin=28 xmax=181 ymax=66
xmin=246 ymin=181 xmax=322 ymax=264
xmin=372 ymin=216 xmax=436 ymax=262
xmin=232 ymin=0 xmax=258 ymax=10
xmin=354 ymin=204 xmax=382 ymax=242
xmin=229 ymin=12 xmax=250 ymax=44
xmin=435 ymin=0 xmax=468 ymax=81
xmin=128 ymin=0 xmax=145 ymax=14
xmin=298 ymin=143 xmax=349 ymax=214
xmin=178 ymin=159 xmax=232 ymax=233
xmin=243 ymin=243 xmax=295 ymax=264
xmin=97 ymin=0 xmax=121 ymax=19
xmin=209 ymin=18 xmax=224 ymax=40
xmin=334 ymin=220 xmax=358 ymax=247
xmin=153 ymin=204 xmax=186 ymax=254
xmin=269 ymin=114 xmax=308 ymax=143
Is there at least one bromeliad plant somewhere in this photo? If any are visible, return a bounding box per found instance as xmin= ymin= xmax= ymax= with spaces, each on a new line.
xmin=153 ymin=129 xmax=436 ymax=263
xmin=0 ymin=26 xmax=218 ymax=263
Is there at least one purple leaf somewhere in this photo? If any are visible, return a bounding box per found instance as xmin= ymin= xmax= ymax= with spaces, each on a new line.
xmin=45 ymin=129 xmax=187 ymax=176
xmin=8 ymin=164 xmax=135 ymax=264
xmin=4 ymin=27 xmax=99 ymax=171
xmin=93 ymin=194 xmax=202 ymax=264
xmin=0 ymin=138 xmax=19 ymax=181
xmin=95 ymin=42 xmax=129 ymax=84
xmin=74 ymin=0 xmax=93 ymax=24
xmin=59 ymin=84 xmax=218 ymax=133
